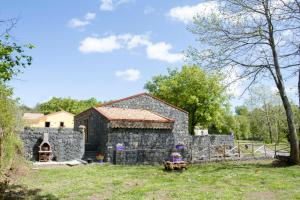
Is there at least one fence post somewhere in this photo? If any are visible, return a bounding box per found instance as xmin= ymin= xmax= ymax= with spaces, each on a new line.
xmin=263 ymin=145 xmax=267 ymax=157
xmin=238 ymin=141 xmax=240 ymax=158
xmin=274 ymin=143 xmax=277 ymax=158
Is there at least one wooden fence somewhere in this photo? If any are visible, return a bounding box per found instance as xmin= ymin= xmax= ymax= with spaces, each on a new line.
xmin=191 ymin=141 xmax=290 ymax=162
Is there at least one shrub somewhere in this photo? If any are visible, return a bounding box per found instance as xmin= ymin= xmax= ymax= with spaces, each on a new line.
xmin=0 ymin=83 xmax=23 ymax=175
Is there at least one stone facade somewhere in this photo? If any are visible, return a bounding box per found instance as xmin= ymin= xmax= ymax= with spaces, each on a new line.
xmin=107 ymin=128 xmax=174 ymax=164
xmin=190 ymin=135 xmax=235 ymax=162
xmin=106 ymin=94 xmax=190 ymax=146
xmin=20 ymin=127 xmax=84 ymax=161
xmin=74 ymin=108 xmax=109 ymax=152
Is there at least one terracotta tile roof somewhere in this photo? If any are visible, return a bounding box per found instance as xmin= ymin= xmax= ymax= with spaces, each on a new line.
xmin=95 ymin=107 xmax=174 ymax=123
xmin=23 ymin=113 xmax=46 ymax=123
xmin=23 ymin=113 xmax=44 ymax=120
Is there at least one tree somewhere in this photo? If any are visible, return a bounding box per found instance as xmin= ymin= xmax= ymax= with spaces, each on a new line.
xmin=36 ymin=97 xmax=100 ymax=115
xmin=246 ymin=85 xmax=283 ymax=143
xmin=145 ymin=65 xmax=229 ymax=134
xmin=189 ymin=0 xmax=300 ymax=164
xmin=235 ymin=106 xmax=251 ymax=140
xmin=235 ymin=106 xmax=249 ymax=116
xmin=0 ymin=35 xmax=34 ymax=82
xmin=0 ymin=18 xmax=33 ymax=174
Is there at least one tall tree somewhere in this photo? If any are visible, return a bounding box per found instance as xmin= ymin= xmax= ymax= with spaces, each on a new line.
xmin=145 ymin=65 xmax=228 ymax=134
xmin=189 ymin=0 xmax=300 ymax=164
xmin=36 ymin=97 xmax=100 ymax=115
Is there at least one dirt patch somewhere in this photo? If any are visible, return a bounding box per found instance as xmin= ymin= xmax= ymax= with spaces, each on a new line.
xmin=88 ymin=184 xmax=114 ymax=200
xmin=246 ymin=191 xmax=277 ymax=200
xmin=0 ymin=156 xmax=30 ymax=185
xmin=124 ymin=179 xmax=145 ymax=189
xmin=145 ymin=190 xmax=172 ymax=200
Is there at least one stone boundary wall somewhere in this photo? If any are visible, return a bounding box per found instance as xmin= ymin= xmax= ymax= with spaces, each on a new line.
xmin=20 ymin=128 xmax=84 ymax=161
xmin=190 ymin=134 xmax=235 ymax=162
xmin=109 ymin=134 xmax=234 ymax=165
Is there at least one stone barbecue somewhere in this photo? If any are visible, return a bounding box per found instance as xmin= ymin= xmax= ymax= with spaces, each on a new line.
xmin=38 ymin=133 xmax=52 ymax=162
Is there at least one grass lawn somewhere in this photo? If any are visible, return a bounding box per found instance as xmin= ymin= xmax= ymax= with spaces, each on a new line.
xmin=3 ymin=160 xmax=300 ymax=200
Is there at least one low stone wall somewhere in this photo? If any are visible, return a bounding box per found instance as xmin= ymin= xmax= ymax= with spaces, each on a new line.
xmin=107 ymin=132 xmax=234 ymax=165
xmin=20 ymin=128 xmax=84 ymax=161
xmin=113 ymin=149 xmax=171 ymax=165
xmin=190 ymin=134 xmax=235 ymax=162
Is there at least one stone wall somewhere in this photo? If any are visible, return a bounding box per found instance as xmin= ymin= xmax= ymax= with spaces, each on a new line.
xmin=190 ymin=134 xmax=235 ymax=162
xmin=106 ymin=128 xmax=174 ymax=164
xmin=20 ymin=128 xmax=84 ymax=161
xmin=75 ymin=109 xmax=109 ymax=152
xmin=106 ymin=128 xmax=234 ymax=164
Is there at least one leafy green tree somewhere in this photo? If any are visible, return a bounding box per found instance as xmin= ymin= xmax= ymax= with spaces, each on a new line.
xmin=235 ymin=106 xmax=249 ymax=116
xmin=145 ymin=65 xmax=229 ymax=134
xmin=36 ymin=97 xmax=100 ymax=115
xmin=0 ymin=35 xmax=34 ymax=82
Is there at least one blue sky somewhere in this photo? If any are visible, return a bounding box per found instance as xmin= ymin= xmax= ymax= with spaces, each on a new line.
xmin=2 ymin=0 xmax=298 ymax=108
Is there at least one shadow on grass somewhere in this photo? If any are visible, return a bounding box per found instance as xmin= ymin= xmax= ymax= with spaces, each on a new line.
xmin=0 ymin=181 xmax=58 ymax=200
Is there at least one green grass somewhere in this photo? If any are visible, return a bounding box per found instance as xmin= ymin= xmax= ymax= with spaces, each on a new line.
xmin=10 ymin=160 xmax=300 ymax=200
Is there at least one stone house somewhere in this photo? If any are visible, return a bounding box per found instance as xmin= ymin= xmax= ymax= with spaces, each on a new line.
xmin=75 ymin=93 xmax=235 ymax=164
xmin=75 ymin=93 xmax=190 ymax=164
xmin=23 ymin=111 xmax=74 ymax=128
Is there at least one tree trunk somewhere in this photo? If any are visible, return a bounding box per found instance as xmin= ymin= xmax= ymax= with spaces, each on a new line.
xmin=298 ymin=50 xmax=300 ymax=109
xmin=264 ymin=0 xmax=300 ymax=164
xmin=264 ymin=103 xmax=273 ymax=143
xmin=189 ymin=110 xmax=196 ymax=135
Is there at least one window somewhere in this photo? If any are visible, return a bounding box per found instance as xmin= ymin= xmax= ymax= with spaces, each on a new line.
xmin=45 ymin=122 xmax=50 ymax=127
xmin=60 ymin=122 xmax=64 ymax=127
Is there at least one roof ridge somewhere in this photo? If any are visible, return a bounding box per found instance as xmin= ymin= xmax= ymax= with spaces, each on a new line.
xmin=45 ymin=110 xmax=74 ymax=117
xmin=96 ymin=93 xmax=188 ymax=114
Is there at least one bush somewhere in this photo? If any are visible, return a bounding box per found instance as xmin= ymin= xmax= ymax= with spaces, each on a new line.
xmin=0 ymin=83 xmax=23 ymax=175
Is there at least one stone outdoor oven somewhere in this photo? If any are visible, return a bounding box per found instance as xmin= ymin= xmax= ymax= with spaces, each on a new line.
xmin=38 ymin=133 xmax=52 ymax=162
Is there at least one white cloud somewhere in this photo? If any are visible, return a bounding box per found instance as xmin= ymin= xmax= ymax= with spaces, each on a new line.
xmin=78 ymin=33 xmax=183 ymax=63
xmin=100 ymin=0 xmax=134 ymax=11
xmin=115 ymin=68 xmax=141 ymax=81
xmin=168 ymin=1 xmax=220 ymax=24
xmin=78 ymin=36 xmax=121 ymax=53
xmin=68 ymin=12 xmax=96 ymax=30
xmin=68 ymin=18 xmax=90 ymax=29
xmin=146 ymin=42 xmax=183 ymax=63
xmin=85 ymin=12 xmax=96 ymax=20
xmin=100 ymin=0 xmax=114 ymax=11
xmin=126 ymin=35 xmax=151 ymax=49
